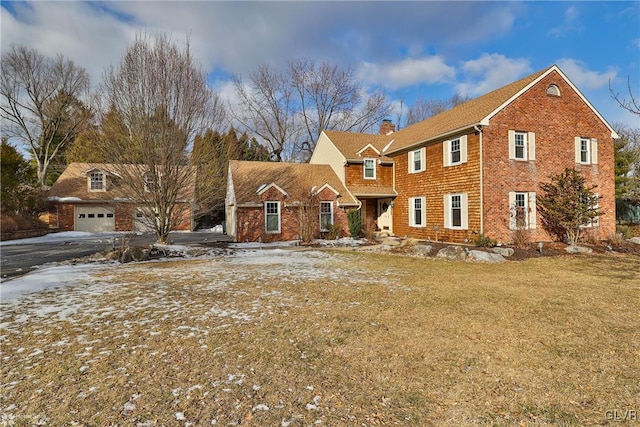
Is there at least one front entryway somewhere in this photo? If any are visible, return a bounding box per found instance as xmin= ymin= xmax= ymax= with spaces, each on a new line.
xmin=377 ymin=198 xmax=393 ymax=232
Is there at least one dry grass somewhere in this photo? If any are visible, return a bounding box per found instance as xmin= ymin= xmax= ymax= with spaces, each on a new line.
xmin=1 ymin=249 xmax=639 ymax=426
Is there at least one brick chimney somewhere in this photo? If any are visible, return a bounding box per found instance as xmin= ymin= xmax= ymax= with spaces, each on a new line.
xmin=379 ymin=119 xmax=395 ymax=135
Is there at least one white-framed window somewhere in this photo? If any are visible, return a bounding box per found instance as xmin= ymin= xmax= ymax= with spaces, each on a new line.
xmin=409 ymin=148 xmax=426 ymax=173
xmin=265 ymin=201 xmax=281 ymax=233
xmin=444 ymin=193 xmax=468 ymax=230
xmin=580 ymin=192 xmax=600 ymax=228
xmin=443 ymin=135 xmax=467 ymax=167
xmin=319 ymin=201 xmax=333 ymax=232
xmin=409 ymin=196 xmax=426 ymax=227
xmin=89 ymin=172 xmax=105 ymax=191
xmin=508 ymin=130 xmax=536 ymax=161
xmin=509 ymin=191 xmax=537 ymax=230
xmin=575 ymin=137 xmax=598 ymax=165
xmin=363 ymin=158 xmax=376 ymax=179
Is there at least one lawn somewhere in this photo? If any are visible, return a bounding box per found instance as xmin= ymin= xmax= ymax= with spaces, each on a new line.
xmin=1 ymin=249 xmax=639 ymax=426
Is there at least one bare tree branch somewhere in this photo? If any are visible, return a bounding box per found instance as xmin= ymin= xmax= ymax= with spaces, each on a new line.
xmin=610 ymin=76 xmax=640 ymax=116
xmin=1 ymin=45 xmax=91 ymax=188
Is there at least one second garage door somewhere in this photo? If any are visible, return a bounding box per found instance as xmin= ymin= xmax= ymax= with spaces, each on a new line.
xmin=75 ymin=206 xmax=115 ymax=233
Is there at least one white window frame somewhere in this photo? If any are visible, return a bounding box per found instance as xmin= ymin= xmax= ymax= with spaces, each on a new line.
xmin=508 ymin=130 xmax=536 ymax=161
xmin=319 ymin=201 xmax=334 ymax=232
xmin=409 ymin=196 xmax=426 ymax=227
xmin=444 ymin=193 xmax=468 ymax=230
xmin=443 ymin=135 xmax=468 ymax=167
xmin=88 ymin=172 xmax=105 ymax=192
xmin=575 ymin=137 xmax=598 ymax=165
xmin=265 ymin=201 xmax=281 ymax=234
xmin=363 ymin=158 xmax=376 ymax=180
xmin=509 ymin=191 xmax=537 ymax=230
xmin=580 ymin=192 xmax=600 ymax=228
xmin=409 ymin=148 xmax=426 ymax=173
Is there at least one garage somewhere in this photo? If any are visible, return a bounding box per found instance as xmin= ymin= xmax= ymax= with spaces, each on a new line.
xmin=75 ymin=206 xmax=115 ymax=232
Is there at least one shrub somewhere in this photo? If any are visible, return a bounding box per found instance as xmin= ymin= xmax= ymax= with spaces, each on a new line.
xmin=347 ymin=209 xmax=362 ymax=238
xmin=616 ymin=225 xmax=631 ymax=239
xmin=327 ymin=224 xmax=343 ymax=240
xmin=475 ymin=233 xmax=497 ymax=248
xmin=511 ymin=228 xmax=532 ymax=249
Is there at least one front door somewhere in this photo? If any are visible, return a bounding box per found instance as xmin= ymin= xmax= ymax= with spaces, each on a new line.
xmin=377 ymin=198 xmax=392 ymax=232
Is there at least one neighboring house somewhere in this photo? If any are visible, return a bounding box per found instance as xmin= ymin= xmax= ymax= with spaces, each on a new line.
xmin=310 ymin=119 xmax=397 ymax=235
xmin=310 ymin=65 xmax=618 ymax=244
xmin=46 ymin=162 xmax=196 ymax=233
xmin=225 ymin=160 xmax=358 ymax=242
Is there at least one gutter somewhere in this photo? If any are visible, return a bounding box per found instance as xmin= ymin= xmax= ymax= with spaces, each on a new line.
xmin=475 ymin=124 xmax=484 ymax=235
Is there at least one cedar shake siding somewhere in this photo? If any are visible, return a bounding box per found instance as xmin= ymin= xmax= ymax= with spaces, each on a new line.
xmin=392 ymin=132 xmax=482 ymax=243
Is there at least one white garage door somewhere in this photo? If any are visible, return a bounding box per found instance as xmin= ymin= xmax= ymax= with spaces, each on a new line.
xmin=75 ymin=206 xmax=115 ymax=233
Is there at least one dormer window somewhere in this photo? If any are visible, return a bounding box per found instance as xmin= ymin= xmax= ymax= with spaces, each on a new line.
xmin=546 ymin=84 xmax=561 ymax=97
xmin=363 ymin=158 xmax=376 ymax=179
xmin=89 ymin=172 xmax=105 ymax=192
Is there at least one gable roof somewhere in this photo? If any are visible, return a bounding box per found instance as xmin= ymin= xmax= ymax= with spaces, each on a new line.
xmin=229 ymin=160 xmax=358 ymax=206
xmin=48 ymin=162 xmax=196 ymax=202
xmin=321 ymin=130 xmax=394 ymax=162
xmin=385 ymin=64 xmax=619 ymax=154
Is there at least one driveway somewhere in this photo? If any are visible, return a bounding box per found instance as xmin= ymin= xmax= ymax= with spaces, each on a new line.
xmin=0 ymin=231 xmax=230 ymax=280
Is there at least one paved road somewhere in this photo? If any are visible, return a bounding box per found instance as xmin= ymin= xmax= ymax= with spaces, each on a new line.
xmin=0 ymin=232 xmax=230 ymax=280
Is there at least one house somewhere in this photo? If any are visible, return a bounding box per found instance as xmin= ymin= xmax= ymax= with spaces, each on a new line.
xmin=310 ymin=65 xmax=617 ymax=244
xmin=46 ymin=162 xmax=196 ymax=233
xmin=225 ymin=160 xmax=358 ymax=242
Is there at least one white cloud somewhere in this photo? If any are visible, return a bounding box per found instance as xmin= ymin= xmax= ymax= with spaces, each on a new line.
xmin=548 ymin=5 xmax=583 ymax=37
xmin=556 ymin=59 xmax=617 ymax=90
xmin=358 ymin=56 xmax=455 ymax=89
xmin=455 ymin=54 xmax=532 ymax=97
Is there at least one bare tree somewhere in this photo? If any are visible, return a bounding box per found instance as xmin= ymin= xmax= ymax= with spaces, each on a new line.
xmin=289 ymin=58 xmax=391 ymax=160
xmin=231 ymin=57 xmax=391 ymax=162
xmin=610 ymin=76 xmax=640 ymax=116
xmin=232 ymin=65 xmax=300 ymax=162
xmin=96 ymin=33 xmax=225 ymax=243
xmin=405 ymin=94 xmax=470 ymax=127
xmin=1 ymin=45 xmax=91 ymax=188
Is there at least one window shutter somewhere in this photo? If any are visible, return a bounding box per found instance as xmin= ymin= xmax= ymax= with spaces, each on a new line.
xmin=443 ymin=194 xmax=451 ymax=228
xmin=574 ymin=137 xmax=581 ymax=163
xmin=460 ymin=135 xmax=468 ymax=164
xmin=508 ymin=130 xmax=516 ymax=160
xmin=461 ymin=193 xmax=469 ymax=230
xmin=421 ymin=148 xmax=426 ymax=172
xmin=591 ymin=138 xmax=598 ymax=164
xmin=528 ymin=192 xmax=537 ymax=229
xmin=508 ymin=191 xmax=516 ymax=230
xmin=408 ymin=152 xmax=412 ymax=173
xmin=421 ymin=197 xmax=427 ymax=226
xmin=443 ymin=140 xmax=450 ymax=166
xmin=408 ymin=197 xmax=414 ymax=226
xmin=528 ymin=132 xmax=536 ymax=161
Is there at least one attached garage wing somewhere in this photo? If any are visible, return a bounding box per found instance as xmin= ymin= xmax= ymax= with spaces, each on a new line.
xmin=75 ymin=206 xmax=115 ymax=232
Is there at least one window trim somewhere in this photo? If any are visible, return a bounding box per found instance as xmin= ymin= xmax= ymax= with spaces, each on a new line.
xmin=408 ymin=196 xmax=426 ymax=227
xmin=508 ymin=130 xmax=536 ymax=161
xmin=443 ymin=135 xmax=467 ymax=167
xmin=319 ymin=201 xmax=334 ymax=232
xmin=575 ymin=137 xmax=598 ymax=165
xmin=265 ymin=201 xmax=281 ymax=234
xmin=444 ymin=193 xmax=468 ymax=230
xmin=409 ymin=148 xmax=426 ymax=173
xmin=88 ymin=172 xmax=106 ymax=192
xmin=509 ymin=191 xmax=537 ymax=230
xmin=363 ymin=158 xmax=376 ymax=180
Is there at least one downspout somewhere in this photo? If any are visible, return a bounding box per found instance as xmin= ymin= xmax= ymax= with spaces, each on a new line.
xmin=475 ymin=125 xmax=484 ymax=235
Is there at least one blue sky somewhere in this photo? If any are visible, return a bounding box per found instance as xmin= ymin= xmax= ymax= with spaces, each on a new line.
xmin=2 ymin=1 xmax=639 ymax=129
